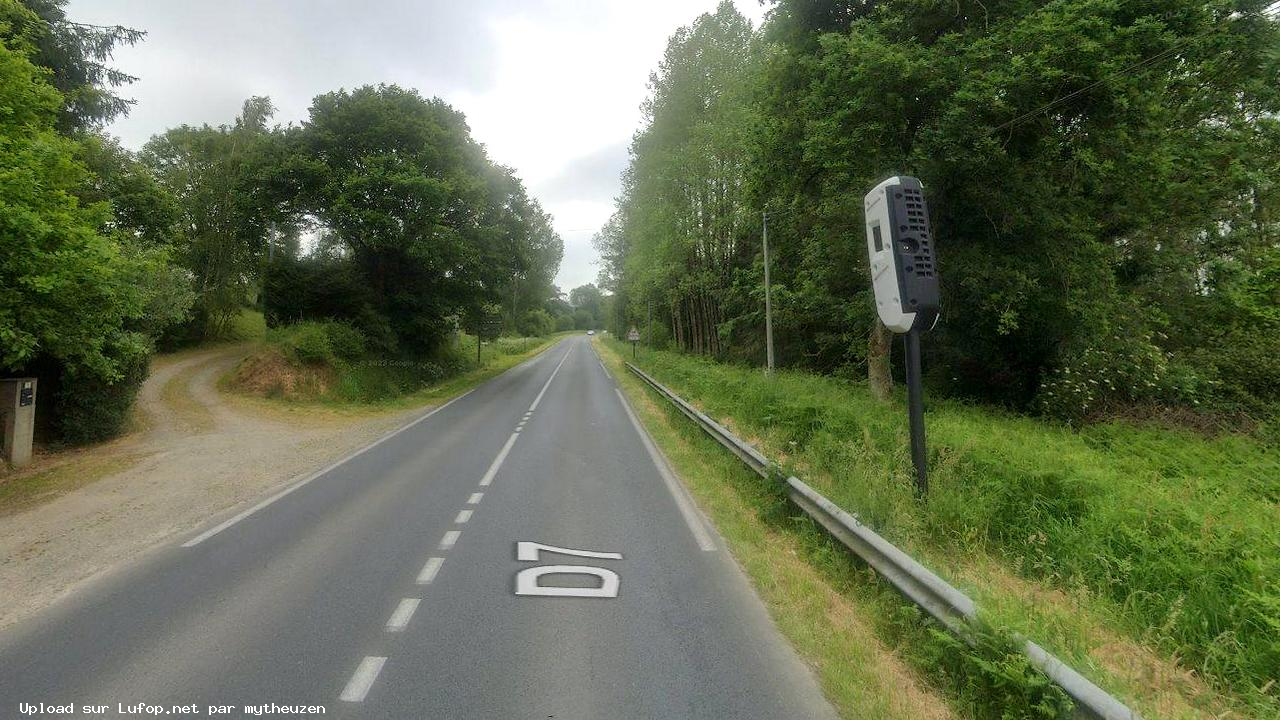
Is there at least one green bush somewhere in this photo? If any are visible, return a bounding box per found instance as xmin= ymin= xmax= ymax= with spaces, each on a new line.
xmin=269 ymin=320 xmax=368 ymax=365
xmin=53 ymin=335 xmax=150 ymax=445
xmin=517 ymin=309 xmax=554 ymax=337
xmin=281 ymin=322 xmax=333 ymax=365
xmin=332 ymin=359 xmax=445 ymax=402
xmin=325 ymin=321 xmax=367 ymax=360
xmin=1034 ymin=332 xmax=1206 ymax=423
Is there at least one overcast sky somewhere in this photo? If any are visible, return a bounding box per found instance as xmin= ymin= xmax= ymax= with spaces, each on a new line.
xmin=66 ymin=0 xmax=769 ymax=294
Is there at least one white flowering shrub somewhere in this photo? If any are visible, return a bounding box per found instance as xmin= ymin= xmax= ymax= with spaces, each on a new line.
xmin=1035 ymin=332 xmax=1207 ymax=423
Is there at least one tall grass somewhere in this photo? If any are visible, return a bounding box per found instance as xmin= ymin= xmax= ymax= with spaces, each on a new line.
xmin=240 ymin=324 xmax=568 ymax=404
xmin=611 ymin=340 xmax=1280 ymax=709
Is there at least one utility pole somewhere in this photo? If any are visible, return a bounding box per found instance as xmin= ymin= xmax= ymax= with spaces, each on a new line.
xmin=263 ymin=226 xmax=274 ymax=328
xmin=763 ymin=211 xmax=775 ymax=375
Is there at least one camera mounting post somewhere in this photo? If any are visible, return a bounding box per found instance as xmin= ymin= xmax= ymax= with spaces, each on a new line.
xmin=864 ymin=176 xmax=939 ymax=496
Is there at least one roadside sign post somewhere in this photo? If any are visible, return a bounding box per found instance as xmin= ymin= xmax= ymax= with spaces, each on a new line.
xmin=863 ymin=176 xmax=940 ymax=496
xmin=477 ymin=316 xmax=503 ymax=368
xmin=627 ymin=327 xmax=640 ymax=360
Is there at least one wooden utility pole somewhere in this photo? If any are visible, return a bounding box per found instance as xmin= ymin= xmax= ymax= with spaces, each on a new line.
xmin=762 ymin=211 xmax=774 ymax=375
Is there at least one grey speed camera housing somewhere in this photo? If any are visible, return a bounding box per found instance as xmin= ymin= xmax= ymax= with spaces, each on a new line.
xmin=864 ymin=176 xmax=939 ymax=333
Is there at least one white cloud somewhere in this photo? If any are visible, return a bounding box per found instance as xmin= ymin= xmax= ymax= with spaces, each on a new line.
xmin=69 ymin=0 xmax=769 ymax=292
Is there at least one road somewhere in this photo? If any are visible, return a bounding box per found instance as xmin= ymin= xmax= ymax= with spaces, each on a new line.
xmin=0 ymin=335 xmax=836 ymax=719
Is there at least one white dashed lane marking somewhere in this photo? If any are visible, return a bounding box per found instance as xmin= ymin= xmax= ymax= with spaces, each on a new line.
xmin=334 ymin=341 xmax=578 ymax=706
xmin=416 ymin=557 xmax=444 ymax=585
xmin=385 ymin=598 xmax=420 ymax=632
xmin=339 ymin=656 xmax=386 ymax=703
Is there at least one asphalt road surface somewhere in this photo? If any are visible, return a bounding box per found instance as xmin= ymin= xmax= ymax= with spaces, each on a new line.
xmin=0 ymin=335 xmax=837 ymax=719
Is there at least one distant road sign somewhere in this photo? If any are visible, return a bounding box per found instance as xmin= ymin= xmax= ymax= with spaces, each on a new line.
xmin=479 ymin=317 xmax=503 ymax=341
xmin=627 ymin=328 xmax=640 ymax=342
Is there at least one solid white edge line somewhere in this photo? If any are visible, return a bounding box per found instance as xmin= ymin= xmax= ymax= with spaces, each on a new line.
xmin=384 ymin=598 xmax=420 ymax=632
xmin=339 ymin=656 xmax=387 ymax=702
xmin=440 ymin=529 xmax=461 ymax=549
xmin=478 ymin=433 xmax=519 ymax=487
xmin=589 ymin=344 xmax=609 ymax=374
xmin=528 ymin=345 xmax=572 ymax=412
xmin=182 ymin=388 xmax=477 ymax=547
xmin=416 ymin=557 xmax=444 ymax=585
xmin=468 ymin=492 xmax=483 ymax=504
xmin=455 ymin=509 xmax=473 ymax=524
xmin=614 ymin=387 xmax=718 ymax=552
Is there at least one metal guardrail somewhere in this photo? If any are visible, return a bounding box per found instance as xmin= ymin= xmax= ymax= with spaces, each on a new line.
xmin=625 ymin=361 xmax=1140 ymax=720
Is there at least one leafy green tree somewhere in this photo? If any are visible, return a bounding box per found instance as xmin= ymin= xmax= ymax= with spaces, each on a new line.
xmin=604 ymin=0 xmax=1280 ymax=423
xmin=601 ymin=2 xmax=759 ymax=357
xmin=142 ymin=97 xmax=288 ymax=339
xmin=0 ymin=2 xmax=170 ymax=442
xmin=516 ymin=308 xmax=554 ymax=337
xmin=76 ymin=133 xmax=181 ymax=247
xmin=498 ymin=189 xmax=563 ymax=331
xmin=296 ymin=85 xmax=561 ymax=355
xmin=569 ymin=283 xmax=605 ymax=328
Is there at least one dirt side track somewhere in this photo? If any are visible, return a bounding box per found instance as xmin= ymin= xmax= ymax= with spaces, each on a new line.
xmin=0 ymin=345 xmax=422 ymax=630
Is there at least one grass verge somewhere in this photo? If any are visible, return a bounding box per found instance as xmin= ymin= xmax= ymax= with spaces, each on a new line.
xmin=0 ymin=450 xmax=149 ymax=517
xmin=597 ymin=337 xmax=1279 ymax=720
xmin=226 ymin=331 xmax=576 ymax=414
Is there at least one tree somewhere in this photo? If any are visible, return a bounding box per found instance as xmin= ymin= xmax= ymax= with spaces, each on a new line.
xmin=2 ymin=0 xmax=144 ymax=133
xmin=296 ymin=85 xmax=561 ymax=355
xmin=604 ymin=0 xmax=1280 ymax=422
xmin=497 ymin=184 xmax=563 ymax=331
xmin=569 ymin=283 xmax=604 ymax=328
xmin=142 ymin=97 xmax=288 ymax=339
xmin=601 ymin=1 xmax=759 ymax=358
xmin=0 ymin=2 xmax=168 ymax=442
xmin=76 ymin=133 xmax=181 ymax=247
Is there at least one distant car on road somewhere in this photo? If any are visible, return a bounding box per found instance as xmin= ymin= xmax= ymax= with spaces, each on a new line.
xmin=586 ymin=330 xmax=595 ymax=335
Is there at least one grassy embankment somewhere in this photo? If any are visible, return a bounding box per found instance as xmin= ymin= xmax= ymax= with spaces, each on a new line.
xmin=227 ymin=320 xmax=575 ymax=413
xmin=596 ymin=337 xmax=1279 ymax=720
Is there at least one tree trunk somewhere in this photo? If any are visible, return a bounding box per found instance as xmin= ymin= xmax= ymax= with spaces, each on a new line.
xmin=672 ymin=303 xmax=684 ymax=351
xmin=868 ymin=319 xmax=894 ymax=401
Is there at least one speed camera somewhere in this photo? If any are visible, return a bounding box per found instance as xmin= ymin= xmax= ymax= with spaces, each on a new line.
xmin=864 ymin=176 xmax=939 ymax=333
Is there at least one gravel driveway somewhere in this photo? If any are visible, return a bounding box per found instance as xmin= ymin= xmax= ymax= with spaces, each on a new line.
xmin=0 ymin=344 xmax=425 ymax=630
